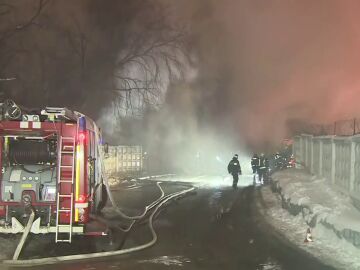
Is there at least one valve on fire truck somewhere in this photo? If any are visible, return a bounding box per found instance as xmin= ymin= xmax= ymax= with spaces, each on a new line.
xmin=1 ymin=99 xmax=22 ymax=120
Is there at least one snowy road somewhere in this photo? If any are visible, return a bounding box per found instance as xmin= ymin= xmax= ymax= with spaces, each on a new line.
xmin=4 ymin=175 xmax=334 ymax=270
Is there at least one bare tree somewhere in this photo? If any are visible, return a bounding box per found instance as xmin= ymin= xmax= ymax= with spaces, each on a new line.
xmin=0 ymin=0 xmax=49 ymax=82
xmin=0 ymin=0 xmax=189 ymax=119
xmin=112 ymin=30 xmax=187 ymax=115
xmin=0 ymin=0 xmax=49 ymax=43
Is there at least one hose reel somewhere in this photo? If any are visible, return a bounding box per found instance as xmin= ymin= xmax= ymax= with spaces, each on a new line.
xmin=2 ymin=99 xmax=22 ymax=120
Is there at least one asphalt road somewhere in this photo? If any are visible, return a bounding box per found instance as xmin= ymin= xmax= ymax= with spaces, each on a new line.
xmin=5 ymin=177 xmax=335 ymax=270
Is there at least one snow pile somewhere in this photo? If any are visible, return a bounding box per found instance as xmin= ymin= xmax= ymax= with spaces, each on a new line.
xmin=272 ymin=169 xmax=360 ymax=237
xmin=260 ymin=169 xmax=360 ymax=270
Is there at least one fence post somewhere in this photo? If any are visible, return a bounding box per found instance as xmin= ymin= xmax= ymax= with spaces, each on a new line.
xmin=319 ymin=139 xmax=323 ymax=177
xmin=116 ymin=147 xmax=119 ymax=173
xmin=331 ymin=137 xmax=336 ymax=185
xmin=305 ymin=136 xmax=309 ymax=168
xmin=310 ymin=137 xmax=314 ymax=173
xmin=299 ymin=136 xmax=304 ymax=164
xmin=350 ymin=139 xmax=355 ymax=192
xmin=305 ymin=135 xmax=308 ymax=167
xmin=354 ymin=118 xmax=356 ymax=136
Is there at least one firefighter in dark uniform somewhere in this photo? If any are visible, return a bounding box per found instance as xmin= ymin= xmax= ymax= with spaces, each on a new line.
xmin=251 ymin=153 xmax=260 ymax=183
xmin=258 ymin=153 xmax=269 ymax=184
xmin=228 ymin=154 xmax=242 ymax=189
xmin=274 ymin=152 xmax=281 ymax=170
xmin=251 ymin=154 xmax=260 ymax=173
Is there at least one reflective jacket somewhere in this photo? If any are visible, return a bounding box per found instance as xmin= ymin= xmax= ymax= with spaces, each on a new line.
xmin=259 ymin=157 xmax=269 ymax=170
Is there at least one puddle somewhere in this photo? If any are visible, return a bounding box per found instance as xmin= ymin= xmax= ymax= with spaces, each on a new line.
xmin=208 ymin=191 xmax=223 ymax=208
xmin=138 ymin=255 xmax=191 ymax=266
xmin=257 ymin=257 xmax=282 ymax=270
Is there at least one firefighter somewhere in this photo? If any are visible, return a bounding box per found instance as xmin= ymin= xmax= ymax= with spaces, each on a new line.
xmin=251 ymin=153 xmax=260 ymax=173
xmin=251 ymin=153 xmax=260 ymax=184
xmin=227 ymin=154 xmax=242 ymax=189
xmin=274 ymin=152 xmax=282 ymax=170
xmin=258 ymin=153 xmax=269 ymax=184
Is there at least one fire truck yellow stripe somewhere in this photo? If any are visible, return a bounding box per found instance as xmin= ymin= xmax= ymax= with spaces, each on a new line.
xmin=75 ymin=145 xmax=81 ymax=222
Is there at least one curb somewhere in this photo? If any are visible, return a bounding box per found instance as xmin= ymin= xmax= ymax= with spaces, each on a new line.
xmin=253 ymin=186 xmax=337 ymax=270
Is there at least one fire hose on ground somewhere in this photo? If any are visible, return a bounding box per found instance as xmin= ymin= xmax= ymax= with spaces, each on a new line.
xmin=97 ymin=134 xmax=166 ymax=222
xmin=8 ymin=175 xmax=161 ymax=263
xmin=12 ymin=208 xmax=35 ymax=261
xmin=93 ymin=181 xmax=165 ymax=233
xmin=105 ymin=181 xmax=165 ymax=220
xmin=2 ymin=185 xmax=195 ymax=267
xmin=94 ymin=175 xmax=193 ymax=233
xmin=99 ymin=143 xmax=168 ymax=232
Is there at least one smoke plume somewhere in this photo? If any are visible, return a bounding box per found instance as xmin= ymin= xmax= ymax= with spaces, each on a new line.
xmin=3 ymin=1 xmax=360 ymax=171
xmin=169 ymin=0 xmax=360 ymax=149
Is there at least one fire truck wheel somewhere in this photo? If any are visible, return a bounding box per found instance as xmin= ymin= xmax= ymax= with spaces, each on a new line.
xmin=96 ymin=183 xmax=108 ymax=213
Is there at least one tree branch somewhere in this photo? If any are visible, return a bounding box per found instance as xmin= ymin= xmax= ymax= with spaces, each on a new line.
xmin=0 ymin=0 xmax=50 ymax=44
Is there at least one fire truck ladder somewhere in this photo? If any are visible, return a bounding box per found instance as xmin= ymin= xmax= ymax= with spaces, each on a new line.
xmin=55 ymin=136 xmax=76 ymax=243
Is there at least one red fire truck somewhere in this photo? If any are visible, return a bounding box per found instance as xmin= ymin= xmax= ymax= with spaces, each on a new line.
xmin=0 ymin=100 xmax=107 ymax=242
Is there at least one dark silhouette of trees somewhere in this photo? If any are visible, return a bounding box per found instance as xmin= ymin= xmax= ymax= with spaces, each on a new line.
xmin=0 ymin=0 xmax=188 ymax=118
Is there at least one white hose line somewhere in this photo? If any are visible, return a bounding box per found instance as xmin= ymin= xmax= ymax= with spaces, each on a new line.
xmin=88 ymin=214 xmax=136 ymax=233
xmin=100 ymin=181 xmax=189 ymax=233
xmin=91 ymin=140 xmax=176 ymax=230
xmin=12 ymin=209 xmax=35 ymax=260
xmin=105 ymin=181 xmax=165 ymax=220
xmin=89 ymin=181 xmax=165 ymax=233
xmin=107 ymin=181 xmax=194 ymax=233
xmin=136 ymin=174 xmax=175 ymax=180
xmin=2 ymin=186 xmax=195 ymax=267
xmin=97 ymin=141 xmax=168 ymax=221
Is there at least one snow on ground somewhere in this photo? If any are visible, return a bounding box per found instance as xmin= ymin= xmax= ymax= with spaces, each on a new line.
xmin=273 ymin=170 xmax=360 ymax=228
xmin=260 ymin=169 xmax=360 ymax=270
xmin=273 ymin=169 xmax=360 ymax=232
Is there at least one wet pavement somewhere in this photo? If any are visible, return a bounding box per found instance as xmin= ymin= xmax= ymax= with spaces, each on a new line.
xmin=4 ymin=177 xmax=335 ymax=270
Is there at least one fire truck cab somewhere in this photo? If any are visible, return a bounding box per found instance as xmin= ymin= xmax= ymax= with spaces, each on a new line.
xmin=0 ymin=100 xmax=107 ymax=242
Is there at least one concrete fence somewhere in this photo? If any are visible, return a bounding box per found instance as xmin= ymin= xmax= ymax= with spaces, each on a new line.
xmin=293 ymin=134 xmax=360 ymax=202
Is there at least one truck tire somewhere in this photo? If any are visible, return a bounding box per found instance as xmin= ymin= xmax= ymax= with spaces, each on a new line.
xmin=96 ymin=183 xmax=108 ymax=213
